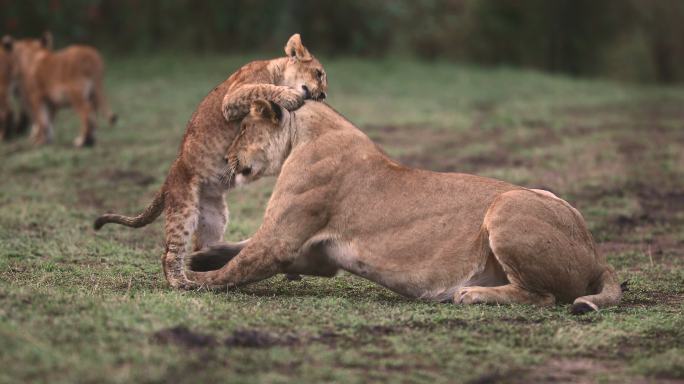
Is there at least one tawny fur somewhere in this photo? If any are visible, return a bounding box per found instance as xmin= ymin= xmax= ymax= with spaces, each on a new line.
xmin=3 ymin=32 xmax=116 ymax=147
xmin=0 ymin=43 xmax=12 ymax=139
xmin=93 ymin=34 xmax=328 ymax=289
xmin=186 ymin=100 xmax=622 ymax=314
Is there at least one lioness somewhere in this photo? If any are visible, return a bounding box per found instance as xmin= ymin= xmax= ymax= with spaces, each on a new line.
xmin=94 ymin=34 xmax=328 ymax=289
xmin=186 ymin=100 xmax=622 ymax=314
xmin=2 ymin=32 xmax=116 ymax=146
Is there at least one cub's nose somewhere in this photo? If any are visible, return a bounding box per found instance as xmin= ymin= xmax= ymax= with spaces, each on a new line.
xmin=301 ymin=85 xmax=311 ymax=100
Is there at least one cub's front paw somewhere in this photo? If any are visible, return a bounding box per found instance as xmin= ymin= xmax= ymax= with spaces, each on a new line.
xmin=276 ymin=90 xmax=304 ymax=111
xmin=167 ymin=275 xmax=194 ymax=290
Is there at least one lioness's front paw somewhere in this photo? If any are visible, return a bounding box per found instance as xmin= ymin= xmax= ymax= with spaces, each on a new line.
xmin=455 ymin=287 xmax=486 ymax=305
xmin=276 ymin=90 xmax=304 ymax=111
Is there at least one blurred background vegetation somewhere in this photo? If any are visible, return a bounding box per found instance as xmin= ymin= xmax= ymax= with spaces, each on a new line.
xmin=2 ymin=0 xmax=684 ymax=84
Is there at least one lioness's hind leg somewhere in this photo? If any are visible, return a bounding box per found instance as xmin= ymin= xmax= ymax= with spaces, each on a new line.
xmin=188 ymin=240 xmax=249 ymax=272
xmin=456 ymin=284 xmax=555 ymax=306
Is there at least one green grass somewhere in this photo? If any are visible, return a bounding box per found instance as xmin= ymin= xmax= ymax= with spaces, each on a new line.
xmin=1 ymin=54 xmax=683 ymax=383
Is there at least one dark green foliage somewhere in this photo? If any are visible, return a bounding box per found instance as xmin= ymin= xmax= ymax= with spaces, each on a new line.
xmin=2 ymin=0 xmax=684 ymax=82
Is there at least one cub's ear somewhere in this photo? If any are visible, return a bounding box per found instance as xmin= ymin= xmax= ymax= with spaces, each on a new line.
xmin=41 ymin=31 xmax=53 ymax=49
xmin=284 ymin=33 xmax=312 ymax=62
xmin=2 ymin=35 xmax=13 ymax=52
xmin=249 ymin=99 xmax=282 ymax=123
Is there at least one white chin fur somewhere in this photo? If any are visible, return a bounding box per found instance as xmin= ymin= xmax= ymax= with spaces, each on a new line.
xmin=234 ymin=173 xmax=248 ymax=186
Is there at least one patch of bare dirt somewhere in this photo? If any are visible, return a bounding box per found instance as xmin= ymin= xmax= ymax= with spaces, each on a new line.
xmin=365 ymin=123 xmax=543 ymax=173
xmin=365 ymin=124 xmax=458 ymax=152
xmin=75 ymin=169 xmax=157 ymax=209
xmin=224 ymin=329 xmax=299 ymax=348
xmin=516 ymin=359 xmax=626 ymax=384
xmin=102 ymin=169 xmax=157 ymax=187
xmin=152 ymin=326 xmax=356 ymax=350
xmin=77 ymin=188 xmax=105 ymax=209
xmin=620 ymin=289 xmax=684 ymax=308
xmin=152 ymin=326 xmax=217 ymax=348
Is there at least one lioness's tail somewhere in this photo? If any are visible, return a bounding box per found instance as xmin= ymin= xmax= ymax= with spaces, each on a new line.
xmin=94 ymin=190 xmax=164 ymax=230
xmin=571 ymin=267 xmax=622 ymax=314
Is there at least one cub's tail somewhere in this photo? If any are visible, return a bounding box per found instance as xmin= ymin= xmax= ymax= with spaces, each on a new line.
xmin=571 ymin=267 xmax=623 ymax=315
xmin=94 ymin=190 xmax=164 ymax=230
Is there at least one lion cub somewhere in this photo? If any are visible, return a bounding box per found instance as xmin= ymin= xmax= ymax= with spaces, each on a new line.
xmin=94 ymin=34 xmax=328 ymax=289
xmin=2 ymin=32 xmax=116 ymax=146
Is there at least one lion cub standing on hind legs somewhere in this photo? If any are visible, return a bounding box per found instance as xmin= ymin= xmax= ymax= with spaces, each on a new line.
xmin=94 ymin=34 xmax=328 ymax=289
xmin=2 ymin=32 xmax=117 ymax=147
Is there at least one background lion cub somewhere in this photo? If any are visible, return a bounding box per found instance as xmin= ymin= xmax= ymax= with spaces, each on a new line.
xmin=2 ymin=32 xmax=116 ymax=147
xmin=94 ymin=34 xmax=328 ymax=289
xmin=0 ymin=41 xmax=12 ymax=140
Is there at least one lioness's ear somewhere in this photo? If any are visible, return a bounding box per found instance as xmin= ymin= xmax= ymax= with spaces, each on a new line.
xmin=284 ymin=33 xmax=313 ymax=62
xmin=41 ymin=31 xmax=53 ymax=49
xmin=249 ymin=99 xmax=281 ymax=123
xmin=1 ymin=35 xmax=13 ymax=52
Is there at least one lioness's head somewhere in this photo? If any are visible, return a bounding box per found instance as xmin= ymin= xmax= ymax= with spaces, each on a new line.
xmin=280 ymin=34 xmax=327 ymax=101
xmin=225 ymin=99 xmax=290 ymax=184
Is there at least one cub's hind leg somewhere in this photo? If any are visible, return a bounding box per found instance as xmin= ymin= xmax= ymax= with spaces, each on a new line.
xmin=29 ymin=99 xmax=54 ymax=145
xmin=70 ymin=88 xmax=97 ymax=147
xmin=162 ymin=171 xmax=200 ymax=289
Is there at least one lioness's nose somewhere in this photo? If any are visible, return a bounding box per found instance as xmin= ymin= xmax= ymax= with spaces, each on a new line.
xmin=319 ymin=92 xmax=327 ymax=100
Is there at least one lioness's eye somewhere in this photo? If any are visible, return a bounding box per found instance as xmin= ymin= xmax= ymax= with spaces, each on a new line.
xmin=315 ymin=69 xmax=323 ymax=80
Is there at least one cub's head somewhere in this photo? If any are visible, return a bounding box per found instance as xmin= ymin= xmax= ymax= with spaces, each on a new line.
xmin=2 ymin=32 xmax=53 ymax=78
xmin=281 ymin=34 xmax=327 ymax=101
xmin=225 ymin=99 xmax=290 ymax=185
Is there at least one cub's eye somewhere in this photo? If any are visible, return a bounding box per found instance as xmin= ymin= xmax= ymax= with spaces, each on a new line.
xmin=315 ymin=69 xmax=323 ymax=80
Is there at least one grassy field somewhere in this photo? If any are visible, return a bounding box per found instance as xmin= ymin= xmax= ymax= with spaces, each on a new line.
xmin=1 ymin=54 xmax=683 ymax=383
